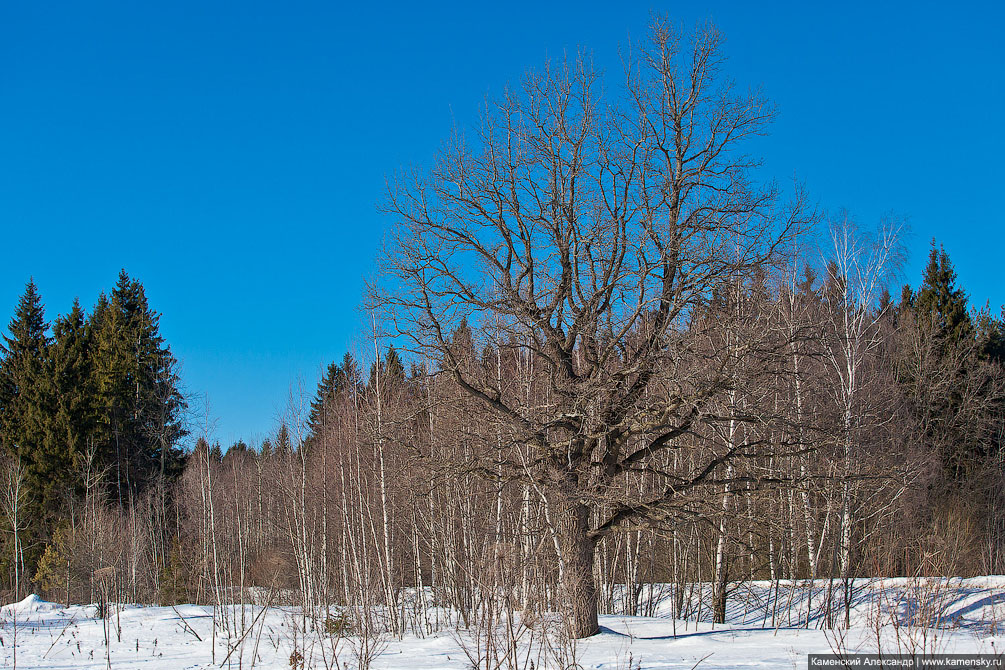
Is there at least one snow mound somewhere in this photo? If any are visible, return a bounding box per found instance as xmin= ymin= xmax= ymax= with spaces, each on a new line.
xmin=0 ymin=594 xmax=58 ymax=615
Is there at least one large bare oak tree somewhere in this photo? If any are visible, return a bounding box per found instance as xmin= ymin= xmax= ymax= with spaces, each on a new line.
xmin=376 ymin=19 xmax=809 ymax=637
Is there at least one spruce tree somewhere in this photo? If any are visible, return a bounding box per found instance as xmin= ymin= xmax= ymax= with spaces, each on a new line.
xmin=340 ymin=353 xmax=361 ymax=392
xmin=0 ymin=280 xmax=52 ymax=570
xmin=40 ymin=298 xmax=96 ymax=510
xmin=980 ymin=306 xmax=1005 ymax=364
xmin=0 ymin=280 xmax=51 ymax=459
xmin=915 ymin=241 xmax=973 ymax=345
xmin=91 ymin=271 xmax=186 ymax=505
xmin=384 ymin=346 xmax=405 ymax=381
xmin=275 ymin=423 xmax=291 ymax=454
xmin=900 ymin=243 xmax=984 ymax=483
xmin=369 ymin=345 xmax=405 ymax=389
xmin=308 ymin=361 xmax=341 ymax=441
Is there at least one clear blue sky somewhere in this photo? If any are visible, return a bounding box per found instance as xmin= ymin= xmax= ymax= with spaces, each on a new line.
xmin=2 ymin=1 xmax=1002 ymax=446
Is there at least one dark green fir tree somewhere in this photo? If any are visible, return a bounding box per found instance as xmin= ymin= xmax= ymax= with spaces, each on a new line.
xmin=0 ymin=280 xmax=50 ymax=459
xmin=915 ymin=241 xmax=973 ymax=346
xmin=0 ymin=280 xmax=53 ymax=569
xmin=900 ymin=242 xmax=986 ymax=483
xmin=309 ymin=361 xmax=342 ymax=441
xmin=39 ymin=298 xmax=97 ymax=510
xmin=90 ymin=271 xmax=186 ymax=506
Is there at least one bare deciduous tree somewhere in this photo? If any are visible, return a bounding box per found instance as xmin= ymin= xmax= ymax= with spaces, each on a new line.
xmin=376 ymin=18 xmax=810 ymax=637
xmin=1 ymin=453 xmax=28 ymax=600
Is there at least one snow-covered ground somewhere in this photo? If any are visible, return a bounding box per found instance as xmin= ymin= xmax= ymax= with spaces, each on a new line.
xmin=1 ymin=578 xmax=1003 ymax=669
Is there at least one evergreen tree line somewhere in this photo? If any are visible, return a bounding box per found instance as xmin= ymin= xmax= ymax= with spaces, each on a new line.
xmin=0 ymin=270 xmax=186 ymax=593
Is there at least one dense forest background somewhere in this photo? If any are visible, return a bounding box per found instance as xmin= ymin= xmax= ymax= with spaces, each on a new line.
xmin=0 ymin=239 xmax=1002 ymax=632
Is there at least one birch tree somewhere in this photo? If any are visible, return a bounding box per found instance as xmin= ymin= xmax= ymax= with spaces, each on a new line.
xmin=820 ymin=215 xmax=901 ymax=624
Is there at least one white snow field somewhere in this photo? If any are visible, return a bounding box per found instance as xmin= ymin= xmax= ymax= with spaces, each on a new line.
xmin=1 ymin=578 xmax=1003 ymax=669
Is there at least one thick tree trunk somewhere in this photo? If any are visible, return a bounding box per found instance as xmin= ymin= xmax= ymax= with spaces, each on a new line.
xmin=558 ymin=501 xmax=599 ymax=638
